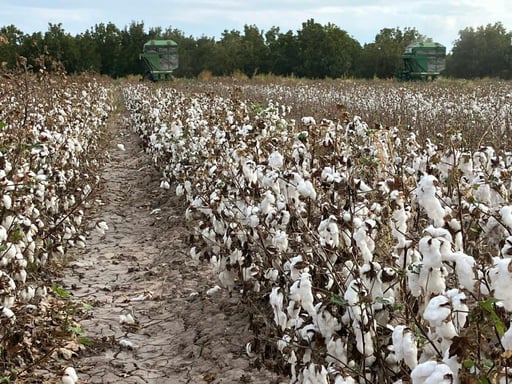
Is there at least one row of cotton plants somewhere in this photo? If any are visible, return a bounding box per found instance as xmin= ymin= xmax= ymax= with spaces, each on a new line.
xmin=0 ymin=73 xmax=111 ymax=372
xmin=177 ymin=79 xmax=512 ymax=146
xmin=124 ymin=82 xmax=512 ymax=384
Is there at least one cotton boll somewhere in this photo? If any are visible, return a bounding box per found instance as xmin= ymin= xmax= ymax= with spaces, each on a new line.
xmin=489 ymin=258 xmax=512 ymax=311
xmin=272 ymin=230 xmax=289 ymax=252
xmin=414 ymin=174 xmax=447 ymax=226
xmin=411 ymin=361 xmax=453 ymax=384
xmin=219 ymin=269 xmax=236 ymax=292
xmin=424 ymin=295 xmax=451 ymax=327
xmin=419 ymin=236 xmax=443 ymax=269
xmin=95 ymin=220 xmax=108 ymax=236
xmin=63 ymin=367 xmax=78 ymax=383
xmin=119 ymin=313 xmax=136 ymax=325
xmin=268 ymin=150 xmax=284 ymax=170
xmin=501 ymin=206 xmax=512 ymax=230
xmin=446 ymin=288 xmax=468 ymax=332
xmin=502 ymin=322 xmax=512 ymax=350
xmin=326 ymin=336 xmax=348 ymax=366
xmin=270 ymin=287 xmax=287 ymax=331
xmin=392 ymin=325 xmax=418 ymax=370
xmin=297 ymin=179 xmax=317 ymax=200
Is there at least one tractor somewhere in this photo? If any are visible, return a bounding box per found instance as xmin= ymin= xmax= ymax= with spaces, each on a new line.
xmin=396 ymin=41 xmax=446 ymax=80
xmin=140 ymin=39 xmax=178 ymax=81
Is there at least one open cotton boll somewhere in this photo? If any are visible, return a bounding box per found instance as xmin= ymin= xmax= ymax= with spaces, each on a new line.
xmin=489 ymin=258 xmax=512 ymax=311
xmin=296 ymin=179 xmax=317 ymax=200
xmin=419 ymin=236 xmax=443 ymax=269
xmin=500 ymin=206 xmax=512 ymax=230
xmin=501 ymin=321 xmax=512 ymax=350
xmin=414 ymin=174 xmax=447 ymax=226
xmin=269 ymin=287 xmax=287 ymax=331
xmin=392 ymin=325 xmax=418 ymax=370
xmin=411 ymin=361 xmax=454 ymax=384
xmin=423 ymin=295 xmax=451 ymax=327
xmin=268 ymin=150 xmax=284 ymax=170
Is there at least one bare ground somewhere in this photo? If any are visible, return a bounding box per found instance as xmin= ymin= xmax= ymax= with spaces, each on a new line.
xmin=59 ymin=112 xmax=285 ymax=383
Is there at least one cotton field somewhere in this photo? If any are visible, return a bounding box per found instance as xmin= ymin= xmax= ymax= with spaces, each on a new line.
xmin=0 ymin=73 xmax=111 ymax=373
xmin=3 ymin=74 xmax=512 ymax=383
xmin=123 ymin=79 xmax=512 ymax=384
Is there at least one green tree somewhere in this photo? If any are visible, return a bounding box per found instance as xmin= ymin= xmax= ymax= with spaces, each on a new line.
xmin=446 ymin=22 xmax=512 ymax=78
xmin=90 ymin=22 xmax=122 ymax=77
xmin=295 ymin=19 xmax=360 ymax=78
xmin=240 ymin=24 xmax=269 ymax=76
xmin=0 ymin=25 xmax=25 ymax=68
xmin=43 ymin=23 xmax=80 ymax=72
xmin=265 ymin=27 xmax=299 ymax=76
xmin=358 ymin=27 xmax=424 ymax=78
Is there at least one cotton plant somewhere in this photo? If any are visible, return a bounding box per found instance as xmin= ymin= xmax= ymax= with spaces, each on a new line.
xmin=124 ymin=83 xmax=512 ymax=383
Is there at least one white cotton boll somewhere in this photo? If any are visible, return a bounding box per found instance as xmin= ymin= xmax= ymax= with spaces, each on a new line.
xmin=119 ymin=314 xmax=135 ymax=325
xmin=297 ymin=179 xmax=317 ymax=200
xmin=419 ymin=266 xmax=446 ymax=295
xmin=411 ymin=361 xmax=453 ymax=384
xmin=95 ymin=220 xmax=108 ymax=235
xmin=176 ymin=184 xmax=185 ymax=197
xmin=423 ymin=295 xmax=451 ymax=327
xmin=392 ymin=325 xmax=418 ymax=370
xmin=315 ymin=304 xmax=341 ymax=340
xmin=334 ymin=375 xmax=357 ymax=384
xmin=419 ymin=236 xmax=444 ymax=269
xmin=489 ymin=258 xmax=512 ymax=311
xmin=206 ymin=285 xmax=222 ymax=296
xmin=0 ymin=225 xmax=7 ymax=242
xmin=500 ymin=206 xmax=512 ymax=230
xmin=272 ymin=230 xmax=289 ymax=252
xmin=219 ymin=269 xmax=236 ymax=292
xmin=318 ymin=216 xmax=340 ymax=248
xmin=501 ymin=321 xmax=512 ymax=350
xmin=264 ymin=268 xmax=279 ymax=282
xmin=297 ymin=272 xmax=316 ymax=318
xmin=446 ymin=288 xmax=468 ymax=332
xmin=415 ymin=174 xmax=446 ymax=226
xmin=116 ymin=143 xmax=125 ymax=151
xmin=268 ymin=150 xmax=284 ymax=170
xmin=63 ymin=367 xmax=78 ymax=383
xmin=301 ymin=116 xmax=316 ymax=125
xmin=270 ymin=287 xmax=287 ymax=330
xmin=1 ymin=306 xmax=15 ymax=321
xmin=2 ymin=195 xmax=11 ymax=210
xmin=446 ymin=251 xmax=478 ymax=292
xmin=119 ymin=339 xmax=135 ymax=349
xmin=160 ymin=180 xmax=170 ymax=190
xmin=326 ymin=336 xmax=347 ymax=366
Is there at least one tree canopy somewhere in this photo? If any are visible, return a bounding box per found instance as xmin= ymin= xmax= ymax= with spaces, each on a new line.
xmin=1 ymin=20 xmax=511 ymax=79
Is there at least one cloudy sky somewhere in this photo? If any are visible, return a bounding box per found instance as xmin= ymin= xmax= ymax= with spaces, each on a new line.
xmin=2 ymin=0 xmax=511 ymax=51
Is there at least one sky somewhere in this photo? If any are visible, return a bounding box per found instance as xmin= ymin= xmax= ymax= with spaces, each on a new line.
xmin=2 ymin=0 xmax=512 ymax=52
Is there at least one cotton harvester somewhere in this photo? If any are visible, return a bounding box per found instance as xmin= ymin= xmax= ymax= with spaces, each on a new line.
xmin=140 ymin=39 xmax=179 ymax=81
xmin=396 ymin=41 xmax=446 ymax=80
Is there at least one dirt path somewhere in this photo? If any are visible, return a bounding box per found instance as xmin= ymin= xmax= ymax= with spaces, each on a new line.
xmin=61 ymin=108 xmax=284 ymax=384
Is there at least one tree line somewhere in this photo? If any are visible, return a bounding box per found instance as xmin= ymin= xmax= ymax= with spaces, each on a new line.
xmin=0 ymin=20 xmax=511 ymax=79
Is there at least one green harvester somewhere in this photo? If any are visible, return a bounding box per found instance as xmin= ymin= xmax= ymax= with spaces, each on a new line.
xmin=140 ymin=39 xmax=179 ymax=81
xmin=396 ymin=41 xmax=446 ymax=80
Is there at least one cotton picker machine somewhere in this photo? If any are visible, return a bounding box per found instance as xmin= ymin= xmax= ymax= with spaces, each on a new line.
xmin=140 ymin=39 xmax=179 ymax=81
xmin=396 ymin=41 xmax=446 ymax=81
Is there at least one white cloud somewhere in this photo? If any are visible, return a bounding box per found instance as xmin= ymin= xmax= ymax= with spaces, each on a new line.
xmin=1 ymin=0 xmax=510 ymax=51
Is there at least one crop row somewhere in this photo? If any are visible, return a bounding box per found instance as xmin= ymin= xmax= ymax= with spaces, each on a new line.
xmin=124 ymin=82 xmax=512 ymax=384
xmin=0 ymin=73 xmax=111 ymax=374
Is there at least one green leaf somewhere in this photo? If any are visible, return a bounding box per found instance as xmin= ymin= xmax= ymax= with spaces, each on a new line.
xmin=82 ymin=302 xmax=93 ymax=310
xmin=78 ymin=336 xmax=94 ymax=346
xmin=462 ymin=359 xmax=474 ymax=369
xmin=0 ymin=121 xmax=6 ymax=129
xmin=67 ymin=324 xmax=84 ymax=336
xmin=329 ymin=294 xmax=348 ymax=307
xmin=51 ymin=282 xmax=70 ymax=298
